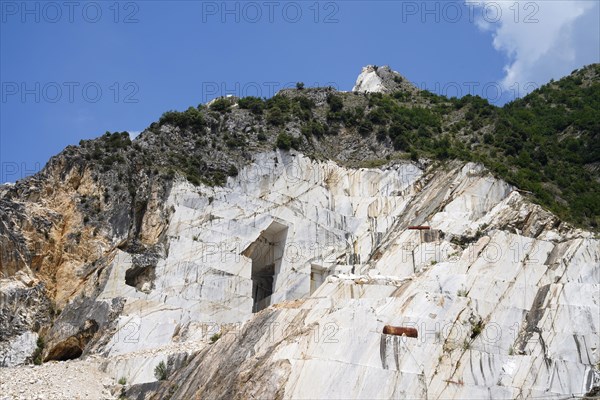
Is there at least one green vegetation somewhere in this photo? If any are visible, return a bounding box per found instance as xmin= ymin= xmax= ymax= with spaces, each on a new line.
xmin=276 ymin=132 xmax=300 ymax=151
xmin=227 ymin=164 xmax=239 ymax=177
xmin=210 ymin=332 xmax=221 ymax=343
xmin=276 ymin=132 xmax=292 ymax=150
xmin=32 ymin=336 xmax=45 ymax=365
xmin=301 ymin=120 xmax=327 ymax=137
xmin=266 ymin=107 xmax=286 ymax=126
xmin=238 ymin=96 xmax=265 ymax=115
xmin=118 ymin=377 xmax=127 ymax=385
xmin=102 ymin=131 xmax=132 ymax=148
xmin=154 ymin=361 xmax=168 ymax=381
xmin=209 ymin=97 xmax=233 ymax=113
xmin=408 ymin=66 xmax=600 ymax=229
xmin=470 ymin=320 xmax=484 ymax=339
xmin=327 ymin=93 xmax=344 ymax=112
xmin=80 ymin=131 xmax=132 ymax=171
xmin=159 ymin=107 xmax=206 ymax=130
xmin=264 ymin=93 xmax=314 ymax=125
xmin=224 ymin=133 xmax=246 ymax=148
xmin=487 ymin=73 xmax=600 ymax=228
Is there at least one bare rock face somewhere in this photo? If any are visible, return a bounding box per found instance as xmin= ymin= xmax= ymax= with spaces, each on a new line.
xmin=143 ymin=155 xmax=599 ymax=400
xmin=0 ymin=275 xmax=52 ymax=367
xmin=2 ymin=149 xmax=600 ymax=399
xmin=352 ymin=65 xmax=418 ymax=94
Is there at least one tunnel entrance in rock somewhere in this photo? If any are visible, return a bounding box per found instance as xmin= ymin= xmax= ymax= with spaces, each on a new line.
xmin=44 ymin=319 xmax=99 ymax=362
xmin=310 ymin=264 xmax=330 ymax=294
xmin=253 ymin=262 xmax=275 ymax=312
xmin=45 ymin=337 xmax=84 ymax=361
xmin=243 ymin=221 xmax=288 ymax=313
xmin=125 ymin=265 xmax=156 ymax=293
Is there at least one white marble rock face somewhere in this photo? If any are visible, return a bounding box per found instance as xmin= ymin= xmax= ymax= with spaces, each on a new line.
xmin=353 ymin=66 xmax=387 ymax=93
xmin=2 ymin=150 xmax=599 ymax=399
xmin=99 ymin=152 xmax=422 ymax=357
xmin=98 ymin=152 xmax=599 ymax=398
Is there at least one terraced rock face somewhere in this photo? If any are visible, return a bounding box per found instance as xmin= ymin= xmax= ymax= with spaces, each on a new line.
xmin=148 ymin=154 xmax=599 ymax=400
xmin=1 ymin=147 xmax=598 ymax=399
xmin=1 ymin=65 xmax=599 ymax=399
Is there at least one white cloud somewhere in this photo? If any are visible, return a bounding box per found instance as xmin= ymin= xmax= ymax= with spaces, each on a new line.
xmin=468 ymin=1 xmax=600 ymax=92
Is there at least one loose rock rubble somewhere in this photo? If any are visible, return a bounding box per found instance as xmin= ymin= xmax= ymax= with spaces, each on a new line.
xmin=0 ymin=357 xmax=116 ymax=400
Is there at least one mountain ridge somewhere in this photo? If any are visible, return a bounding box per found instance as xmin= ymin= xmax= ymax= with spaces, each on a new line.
xmin=0 ymin=64 xmax=598 ymax=398
xmin=3 ymin=63 xmax=599 ymax=230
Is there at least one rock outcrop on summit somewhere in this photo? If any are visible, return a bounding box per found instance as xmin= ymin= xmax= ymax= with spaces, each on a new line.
xmin=353 ymin=65 xmax=418 ymax=94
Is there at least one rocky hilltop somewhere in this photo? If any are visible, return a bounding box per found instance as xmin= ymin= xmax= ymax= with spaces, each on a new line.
xmin=0 ymin=65 xmax=599 ymax=399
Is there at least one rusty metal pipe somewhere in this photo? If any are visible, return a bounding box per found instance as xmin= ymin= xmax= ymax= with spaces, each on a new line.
xmin=382 ymin=325 xmax=418 ymax=338
xmin=407 ymin=226 xmax=431 ymax=230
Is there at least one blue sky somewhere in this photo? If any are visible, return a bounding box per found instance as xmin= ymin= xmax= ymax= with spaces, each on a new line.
xmin=1 ymin=0 xmax=599 ymax=183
